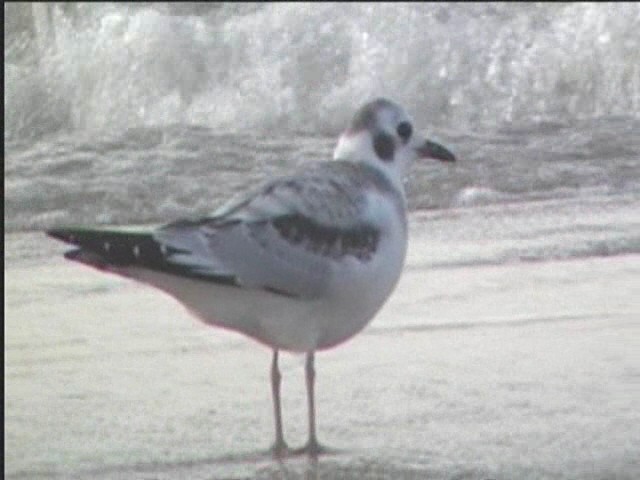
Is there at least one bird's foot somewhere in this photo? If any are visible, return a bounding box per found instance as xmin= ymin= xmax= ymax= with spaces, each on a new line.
xmin=269 ymin=439 xmax=290 ymax=458
xmin=293 ymin=438 xmax=332 ymax=457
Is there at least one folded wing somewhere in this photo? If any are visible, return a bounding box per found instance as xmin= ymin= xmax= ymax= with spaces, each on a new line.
xmin=48 ymin=162 xmax=397 ymax=299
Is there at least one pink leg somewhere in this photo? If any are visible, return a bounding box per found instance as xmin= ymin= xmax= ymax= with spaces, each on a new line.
xmin=303 ymin=351 xmax=326 ymax=455
xmin=270 ymin=349 xmax=288 ymax=456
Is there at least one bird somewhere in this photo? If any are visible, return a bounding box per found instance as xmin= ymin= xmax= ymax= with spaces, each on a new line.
xmin=46 ymin=98 xmax=456 ymax=456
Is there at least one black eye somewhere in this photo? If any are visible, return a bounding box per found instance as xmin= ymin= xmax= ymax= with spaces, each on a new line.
xmin=397 ymin=121 xmax=412 ymax=142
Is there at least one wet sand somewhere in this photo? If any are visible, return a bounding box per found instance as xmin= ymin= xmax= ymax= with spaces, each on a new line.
xmin=5 ymin=232 xmax=639 ymax=479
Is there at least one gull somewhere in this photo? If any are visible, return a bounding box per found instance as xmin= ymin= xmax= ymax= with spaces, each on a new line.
xmin=47 ymin=98 xmax=455 ymax=456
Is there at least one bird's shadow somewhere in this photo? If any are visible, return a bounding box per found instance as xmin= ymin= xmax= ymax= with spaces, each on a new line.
xmin=219 ymin=443 xmax=347 ymax=463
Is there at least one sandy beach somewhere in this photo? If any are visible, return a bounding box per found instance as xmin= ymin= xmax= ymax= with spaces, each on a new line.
xmin=6 ymin=3 xmax=640 ymax=479
xmin=5 ymin=230 xmax=638 ymax=479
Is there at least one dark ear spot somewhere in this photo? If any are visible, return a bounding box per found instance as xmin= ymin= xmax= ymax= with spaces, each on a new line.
xmin=373 ymin=133 xmax=395 ymax=162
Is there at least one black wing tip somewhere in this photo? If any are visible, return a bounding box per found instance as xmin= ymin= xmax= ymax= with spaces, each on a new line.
xmin=46 ymin=227 xmax=137 ymax=264
xmin=47 ymin=227 xmax=79 ymax=244
xmin=63 ymin=248 xmax=82 ymax=260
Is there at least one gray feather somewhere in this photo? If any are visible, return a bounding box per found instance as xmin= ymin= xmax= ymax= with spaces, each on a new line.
xmin=152 ymin=161 xmax=403 ymax=298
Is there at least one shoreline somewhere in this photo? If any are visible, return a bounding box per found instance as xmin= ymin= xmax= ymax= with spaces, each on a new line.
xmin=5 ymin=232 xmax=639 ymax=479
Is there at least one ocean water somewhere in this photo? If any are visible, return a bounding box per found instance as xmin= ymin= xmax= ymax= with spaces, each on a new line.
xmin=5 ymin=3 xmax=640 ymax=256
xmin=4 ymin=3 xmax=640 ymax=479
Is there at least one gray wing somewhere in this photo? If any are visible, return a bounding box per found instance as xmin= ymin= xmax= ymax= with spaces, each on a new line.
xmin=152 ymin=162 xmax=397 ymax=299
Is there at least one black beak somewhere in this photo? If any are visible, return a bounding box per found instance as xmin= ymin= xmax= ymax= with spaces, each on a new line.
xmin=416 ymin=139 xmax=456 ymax=162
